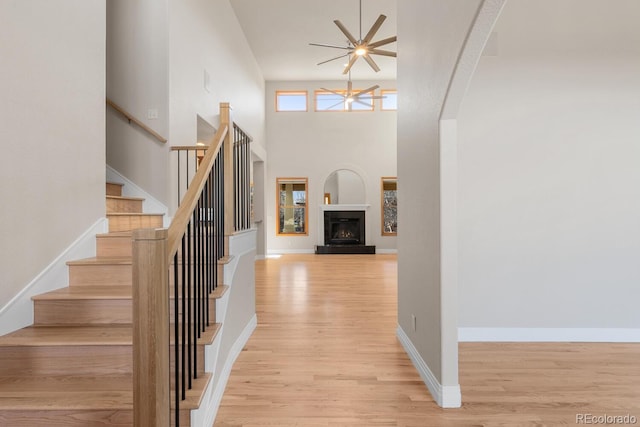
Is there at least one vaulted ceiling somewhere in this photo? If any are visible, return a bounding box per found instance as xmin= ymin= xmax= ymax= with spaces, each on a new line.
xmin=229 ymin=0 xmax=397 ymax=82
xmin=228 ymin=0 xmax=640 ymax=83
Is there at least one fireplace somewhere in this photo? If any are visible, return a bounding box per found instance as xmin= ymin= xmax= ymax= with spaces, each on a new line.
xmin=324 ymin=210 xmax=365 ymax=245
xmin=316 ymin=209 xmax=375 ymax=254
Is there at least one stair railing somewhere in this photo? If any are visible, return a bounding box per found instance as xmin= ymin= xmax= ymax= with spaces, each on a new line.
xmin=233 ymin=123 xmax=252 ymax=231
xmin=132 ymin=102 xmax=252 ymax=426
xmin=106 ymin=98 xmax=168 ymax=143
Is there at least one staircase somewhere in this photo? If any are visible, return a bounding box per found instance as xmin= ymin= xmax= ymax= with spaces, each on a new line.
xmin=0 ymin=182 xmax=226 ymax=426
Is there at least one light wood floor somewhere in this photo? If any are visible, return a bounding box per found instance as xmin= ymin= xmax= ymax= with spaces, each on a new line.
xmin=214 ymin=254 xmax=640 ymax=426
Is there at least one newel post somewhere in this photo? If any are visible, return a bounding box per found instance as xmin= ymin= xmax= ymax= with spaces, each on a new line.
xmin=132 ymin=228 xmax=170 ymax=427
xmin=221 ymin=102 xmax=236 ymax=243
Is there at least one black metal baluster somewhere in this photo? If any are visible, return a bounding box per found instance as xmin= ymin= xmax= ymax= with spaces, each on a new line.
xmin=180 ymin=234 xmax=187 ymax=400
xmin=244 ymin=136 xmax=249 ymax=229
xmin=186 ymin=218 xmax=192 ymax=389
xmin=195 ymin=195 xmax=201 ymax=340
xmin=177 ymin=151 xmax=181 ymax=207
xmin=173 ymin=253 xmax=180 ymax=426
xmin=221 ymin=142 xmax=226 ymax=258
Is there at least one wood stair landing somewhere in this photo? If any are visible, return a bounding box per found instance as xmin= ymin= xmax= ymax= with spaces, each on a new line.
xmin=0 ymin=181 xmax=225 ymax=426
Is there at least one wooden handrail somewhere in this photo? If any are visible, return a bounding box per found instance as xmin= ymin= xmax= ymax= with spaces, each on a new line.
xmin=170 ymin=145 xmax=210 ymax=151
xmin=167 ymin=123 xmax=228 ymax=258
xmin=106 ymin=98 xmax=168 ymax=143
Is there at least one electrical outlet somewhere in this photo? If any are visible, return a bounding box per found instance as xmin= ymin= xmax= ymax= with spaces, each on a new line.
xmin=147 ymin=109 xmax=158 ymax=120
xmin=411 ymin=314 xmax=416 ymax=331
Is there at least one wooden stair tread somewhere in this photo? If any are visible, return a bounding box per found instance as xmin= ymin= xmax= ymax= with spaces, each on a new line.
xmin=34 ymin=285 xmax=225 ymax=301
xmin=200 ymin=323 xmax=221 ymax=346
xmin=107 ymin=212 xmax=164 ymax=217
xmin=0 ymin=376 xmax=132 ymax=409
xmin=218 ymin=255 xmax=234 ymax=265
xmin=32 ymin=285 xmax=132 ymax=301
xmin=96 ymin=231 xmax=133 ymax=238
xmin=106 ymin=195 xmax=145 ymax=202
xmin=211 ymin=284 xmax=229 ymax=299
xmin=67 ymin=256 xmax=132 ymax=266
xmin=0 ymin=375 xmax=132 ymax=392
xmin=0 ymin=323 xmax=221 ymax=347
xmin=0 ymin=325 xmax=132 ymax=346
xmin=171 ymin=374 xmax=211 ymax=410
xmin=0 ymin=390 xmax=133 ymax=411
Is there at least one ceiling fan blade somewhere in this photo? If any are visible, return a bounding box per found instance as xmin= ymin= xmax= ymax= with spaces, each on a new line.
xmin=368 ymin=36 xmax=397 ymax=49
xmin=334 ymin=20 xmax=358 ymax=46
xmin=317 ymin=53 xmax=351 ymax=66
xmin=353 ymin=85 xmax=380 ymax=97
xmin=362 ymin=15 xmax=386 ymax=44
xmin=320 ymin=88 xmax=346 ymax=98
xmin=353 ymin=99 xmax=373 ymax=108
xmin=363 ymin=54 xmax=381 ymax=72
xmin=342 ymin=54 xmax=359 ymax=75
xmin=369 ymin=48 xmax=397 ymax=58
xmin=309 ymin=42 xmax=352 ymax=50
xmin=325 ymin=100 xmax=346 ymax=110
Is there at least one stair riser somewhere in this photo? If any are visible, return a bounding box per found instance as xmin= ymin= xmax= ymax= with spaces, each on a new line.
xmin=68 ymin=264 xmax=131 ymax=286
xmin=0 ymin=406 xmax=194 ymax=427
xmin=0 ymin=345 xmax=205 ymax=378
xmin=0 ymin=410 xmax=133 ymax=427
xmin=0 ymin=407 xmax=194 ymax=427
xmin=108 ymin=215 xmax=163 ymax=233
xmin=0 ymin=346 xmax=133 ymax=377
xmin=106 ymin=183 xmax=123 ymax=197
xmin=106 ymin=198 xmax=143 ymax=214
xmin=96 ymin=236 xmax=132 ymax=257
xmin=34 ymin=299 xmax=216 ymax=326
xmin=33 ymin=300 xmax=133 ymax=325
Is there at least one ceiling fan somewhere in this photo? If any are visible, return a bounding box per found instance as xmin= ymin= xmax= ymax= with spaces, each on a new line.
xmin=319 ymin=72 xmax=385 ymax=111
xmin=310 ymin=0 xmax=397 ymax=74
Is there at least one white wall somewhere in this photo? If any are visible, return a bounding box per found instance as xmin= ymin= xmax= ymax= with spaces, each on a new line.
xmin=107 ymin=0 xmax=266 ymax=212
xmin=458 ymin=0 xmax=640 ymax=332
xmin=265 ymin=80 xmax=397 ymax=253
xmin=169 ymin=0 xmax=265 ymax=210
xmin=106 ymin=0 xmax=170 ymax=205
xmin=0 ymin=0 xmax=106 ymax=308
xmin=336 ymin=169 xmax=366 ymax=204
xmin=397 ymin=0 xmax=482 ymax=403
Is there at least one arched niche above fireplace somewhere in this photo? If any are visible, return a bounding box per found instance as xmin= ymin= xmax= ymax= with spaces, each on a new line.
xmin=323 ymin=169 xmax=365 ymax=205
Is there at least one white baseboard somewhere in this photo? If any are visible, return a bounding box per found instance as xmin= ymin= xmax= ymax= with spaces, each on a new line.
xmin=202 ymin=314 xmax=257 ymax=427
xmin=458 ymin=327 xmax=640 ymax=343
xmin=0 ymin=218 xmax=108 ymax=336
xmin=396 ymin=325 xmax=461 ymax=408
xmin=106 ymin=165 xmax=170 ymax=225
